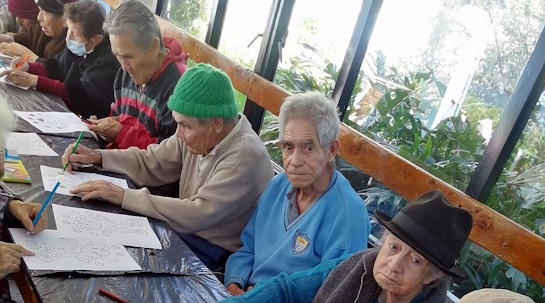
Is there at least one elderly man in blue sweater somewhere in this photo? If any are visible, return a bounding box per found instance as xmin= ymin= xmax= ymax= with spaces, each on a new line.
xmin=225 ymin=91 xmax=371 ymax=296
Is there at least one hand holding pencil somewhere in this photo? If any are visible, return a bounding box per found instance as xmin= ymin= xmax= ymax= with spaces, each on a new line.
xmin=26 ymin=132 xmax=85 ymax=235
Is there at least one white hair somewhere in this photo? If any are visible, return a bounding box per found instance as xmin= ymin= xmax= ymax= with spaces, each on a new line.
xmin=0 ymin=97 xmax=16 ymax=151
xmin=278 ymin=91 xmax=340 ymax=150
xmin=103 ymin=0 xmax=165 ymax=51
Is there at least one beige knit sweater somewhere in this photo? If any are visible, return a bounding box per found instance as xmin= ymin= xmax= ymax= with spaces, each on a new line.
xmin=100 ymin=116 xmax=274 ymax=252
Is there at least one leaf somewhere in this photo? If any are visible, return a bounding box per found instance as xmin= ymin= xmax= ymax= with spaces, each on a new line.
xmin=506 ymin=266 xmax=527 ymax=291
xmin=488 ymin=257 xmax=506 ymax=286
xmin=419 ymin=136 xmax=433 ymax=161
xmin=435 ymin=80 xmax=447 ymax=98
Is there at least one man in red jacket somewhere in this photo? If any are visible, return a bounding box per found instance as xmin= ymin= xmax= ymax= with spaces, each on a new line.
xmin=88 ymin=0 xmax=188 ymax=150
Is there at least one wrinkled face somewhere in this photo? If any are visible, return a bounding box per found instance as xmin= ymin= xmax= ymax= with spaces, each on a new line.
xmin=37 ymin=8 xmax=65 ymax=37
xmin=110 ymin=33 xmax=160 ymax=85
xmin=173 ymin=112 xmax=216 ymax=155
xmin=373 ymin=235 xmax=436 ymax=298
xmin=15 ymin=16 xmax=36 ymax=31
xmin=280 ymin=120 xmax=334 ymax=189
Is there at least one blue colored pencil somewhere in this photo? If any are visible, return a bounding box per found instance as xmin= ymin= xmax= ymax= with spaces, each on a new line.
xmin=0 ymin=61 xmax=8 ymax=71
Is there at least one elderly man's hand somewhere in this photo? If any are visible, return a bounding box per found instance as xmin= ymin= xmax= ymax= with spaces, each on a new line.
xmin=61 ymin=143 xmax=102 ymax=172
xmin=8 ymin=200 xmax=48 ymax=234
xmin=88 ymin=117 xmax=122 ymax=142
xmin=0 ymin=69 xmax=37 ymax=87
xmin=227 ymin=283 xmax=246 ymax=296
xmin=0 ymin=34 xmax=14 ymax=44
xmin=70 ymin=180 xmax=125 ymax=205
xmin=0 ymin=42 xmax=38 ymax=62
xmin=0 ymin=242 xmax=34 ymax=279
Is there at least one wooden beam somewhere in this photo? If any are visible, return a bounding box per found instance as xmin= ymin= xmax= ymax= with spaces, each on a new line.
xmin=158 ymin=15 xmax=545 ymax=285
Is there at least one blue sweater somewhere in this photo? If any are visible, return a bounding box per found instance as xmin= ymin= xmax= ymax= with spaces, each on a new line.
xmin=224 ymin=170 xmax=371 ymax=289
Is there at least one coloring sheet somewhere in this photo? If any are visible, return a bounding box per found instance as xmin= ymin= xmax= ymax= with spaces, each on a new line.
xmin=0 ymin=52 xmax=13 ymax=59
xmin=13 ymin=111 xmax=90 ymax=134
xmin=9 ymin=228 xmax=141 ymax=271
xmin=5 ymin=132 xmax=58 ymax=157
xmin=40 ymin=165 xmax=129 ymax=197
xmin=53 ymin=204 xmax=162 ymax=249
xmin=0 ymin=67 xmax=30 ymax=89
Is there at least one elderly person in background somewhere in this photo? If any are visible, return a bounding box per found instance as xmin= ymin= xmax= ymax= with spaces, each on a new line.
xmin=222 ymin=190 xmax=473 ymax=303
xmin=0 ymin=0 xmax=45 ymax=59
xmin=87 ymin=0 xmax=188 ymax=150
xmin=0 ymin=98 xmax=48 ymax=298
xmin=61 ymin=63 xmax=274 ymax=270
xmin=0 ymin=3 xmax=18 ymax=34
xmin=459 ymin=289 xmax=533 ymax=303
xmin=0 ymin=0 xmax=74 ymax=62
xmin=225 ymin=92 xmax=371 ymax=296
xmin=1 ymin=0 xmax=120 ymax=119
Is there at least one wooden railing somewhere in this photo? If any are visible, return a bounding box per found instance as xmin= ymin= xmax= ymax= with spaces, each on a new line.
xmin=155 ymin=16 xmax=545 ymax=285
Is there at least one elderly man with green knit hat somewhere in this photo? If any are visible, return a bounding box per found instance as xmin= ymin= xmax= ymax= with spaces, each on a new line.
xmin=62 ymin=63 xmax=274 ymax=270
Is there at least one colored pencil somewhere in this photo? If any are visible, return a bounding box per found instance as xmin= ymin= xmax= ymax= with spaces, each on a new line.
xmin=99 ymin=288 xmax=130 ymax=303
xmin=0 ymin=61 xmax=8 ymax=71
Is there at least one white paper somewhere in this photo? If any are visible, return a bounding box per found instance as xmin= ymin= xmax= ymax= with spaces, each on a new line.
xmin=0 ymin=68 xmax=30 ymax=90
xmin=9 ymin=228 xmax=142 ymax=271
xmin=0 ymin=52 xmax=13 ymax=59
xmin=40 ymin=165 xmax=129 ymax=196
xmin=53 ymin=204 xmax=162 ymax=249
xmin=13 ymin=111 xmax=90 ymax=134
xmin=5 ymin=132 xmax=58 ymax=156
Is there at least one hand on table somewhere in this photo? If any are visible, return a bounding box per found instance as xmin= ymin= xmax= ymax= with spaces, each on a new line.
xmin=0 ymin=69 xmax=37 ymax=87
xmin=0 ymin=34 xmax=14 ymax=44
xmin=70 ymin=180 xmax=125 ymax=206
xmin=61 ymin=143 xmax=102 ymax=172
xmin=0 ymin=242 xmax=34 ymax=279
xmin=10 ymin=56 xmax=30 ymax=72
xmin=0 ymin=42 xmax=38 ymax=62
xmin=227 ymin=283 xmax=246 ymax=296
xmin=88 ymin=116 xmax=122 ymax=142
xmin=8 ymin=200 xmax=48 ymax=234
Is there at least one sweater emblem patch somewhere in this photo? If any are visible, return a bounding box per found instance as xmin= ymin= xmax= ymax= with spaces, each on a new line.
xmin=292 ymin=230 xmax=310 ymax=255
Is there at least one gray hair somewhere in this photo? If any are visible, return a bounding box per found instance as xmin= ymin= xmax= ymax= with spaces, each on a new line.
xmin=103 ymin=0 xmax=164 ymax=51
xmin=0 ymin=97 xmax=16 ymax=151
xmin=278 ymin=91 xmax=340 ymax=150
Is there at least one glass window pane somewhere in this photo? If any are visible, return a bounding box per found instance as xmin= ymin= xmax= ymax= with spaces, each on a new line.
xmin=218 ymin=0 xmax=272 ymax=70
xmin=274 ymin=0 xmax=360 ymax=95
xmin=343 ymin=0 xmax=545 ymax=191
xmin=160 ymin=0 xmax=213 ymax=41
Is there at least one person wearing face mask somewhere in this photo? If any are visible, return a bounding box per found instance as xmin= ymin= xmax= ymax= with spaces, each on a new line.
xmin=0 ymin=0 xmax=75 ymax=62
xmin=0 ymin=0 xmax=120 ymax=119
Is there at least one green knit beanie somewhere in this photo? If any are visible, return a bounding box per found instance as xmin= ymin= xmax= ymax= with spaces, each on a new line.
xmin=167 ymin=63 xmax=238 ymax=119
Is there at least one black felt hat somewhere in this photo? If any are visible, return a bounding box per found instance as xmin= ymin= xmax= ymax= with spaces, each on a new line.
xmin=375 ymin=189 xmax=473 ymax=278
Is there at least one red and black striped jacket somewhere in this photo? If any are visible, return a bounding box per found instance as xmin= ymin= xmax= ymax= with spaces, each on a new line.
xmin=107 ymin=38 xmax=188 ymax=150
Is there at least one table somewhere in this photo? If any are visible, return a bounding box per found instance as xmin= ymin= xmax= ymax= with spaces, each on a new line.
xmin=0 ymin=82 xmax=230 ymax=302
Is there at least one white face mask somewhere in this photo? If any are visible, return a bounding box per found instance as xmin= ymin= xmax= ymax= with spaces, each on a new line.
xmin=66 ymin=38 xmax=93 ymax=57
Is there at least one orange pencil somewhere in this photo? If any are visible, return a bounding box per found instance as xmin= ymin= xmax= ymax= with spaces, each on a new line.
xmin=15 ymin=54 xmax=30 ymax=69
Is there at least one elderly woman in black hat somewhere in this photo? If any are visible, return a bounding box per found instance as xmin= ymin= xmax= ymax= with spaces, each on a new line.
xmin=0 ymin=0 xmax=75 ymax=61
xmin=220 ymin=189 xmax=473 ymax=303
